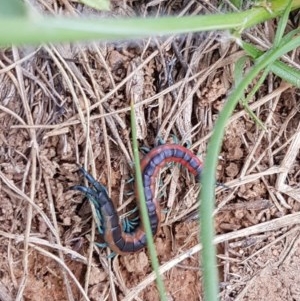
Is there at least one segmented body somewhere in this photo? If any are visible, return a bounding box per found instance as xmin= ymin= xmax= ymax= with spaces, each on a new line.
xmin=72 ymin=144 xmax=203 ymax=255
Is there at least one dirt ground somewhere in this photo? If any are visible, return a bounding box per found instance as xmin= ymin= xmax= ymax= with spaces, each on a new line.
xmin=0 ymin=1 xmax=300 ymax=300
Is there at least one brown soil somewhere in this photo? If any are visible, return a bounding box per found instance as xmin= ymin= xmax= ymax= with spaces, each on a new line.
xmin=0 ymin=1 xmax=300 ymax=301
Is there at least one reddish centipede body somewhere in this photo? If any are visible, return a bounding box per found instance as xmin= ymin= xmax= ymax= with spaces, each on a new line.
xmin=72 ymin=144 xmax=203 ymax=255
xmin=140 ymin=144 xmax=203 ymax=237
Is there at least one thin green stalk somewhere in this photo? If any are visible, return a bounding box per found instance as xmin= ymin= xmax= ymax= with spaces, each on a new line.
xmin=130 ymin=101 xmax=167 ymax=301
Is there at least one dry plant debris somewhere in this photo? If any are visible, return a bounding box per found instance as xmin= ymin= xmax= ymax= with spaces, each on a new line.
xmin=0 ymin=1 xmax=300 ymax=300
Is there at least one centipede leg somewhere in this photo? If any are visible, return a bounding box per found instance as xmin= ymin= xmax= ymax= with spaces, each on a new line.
xmin=95 ymin=242 xmax=116 ymax=258
xmin=122 ymin=215 xmax=140 ymax=233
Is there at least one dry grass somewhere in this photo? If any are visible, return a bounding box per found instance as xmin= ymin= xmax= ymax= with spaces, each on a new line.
xmin=0 ymin=1 xmax=299 ymax=300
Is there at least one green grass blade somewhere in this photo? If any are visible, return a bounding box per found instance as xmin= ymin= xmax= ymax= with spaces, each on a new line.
xmin=234 ymin=56 xmax=266 ymax=128
xmin=234 ymin=56 xmax=249 ymax=86
xmin=1 ymin=1 xmax=300 ymax=46
xmin=229 ymin=0 xmax=243 ymax=9
xmin=0 ymin=0 xmax=27 ymax=16
xmin=241 ymin=40 xmax=300 ymax=88
xmin=274 ymin=0 xmax=292 ymax=46
xmin=79 ymin=0 xmax=110 ymax=11
xmin=130 ymin=101 xmax=167 ymax=301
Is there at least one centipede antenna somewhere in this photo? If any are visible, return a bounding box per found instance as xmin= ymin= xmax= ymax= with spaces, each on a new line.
xmin=78 ymin=167 xmax=109 ymax=196
xmin=70 ymin=185 xmax=97 ymax=199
